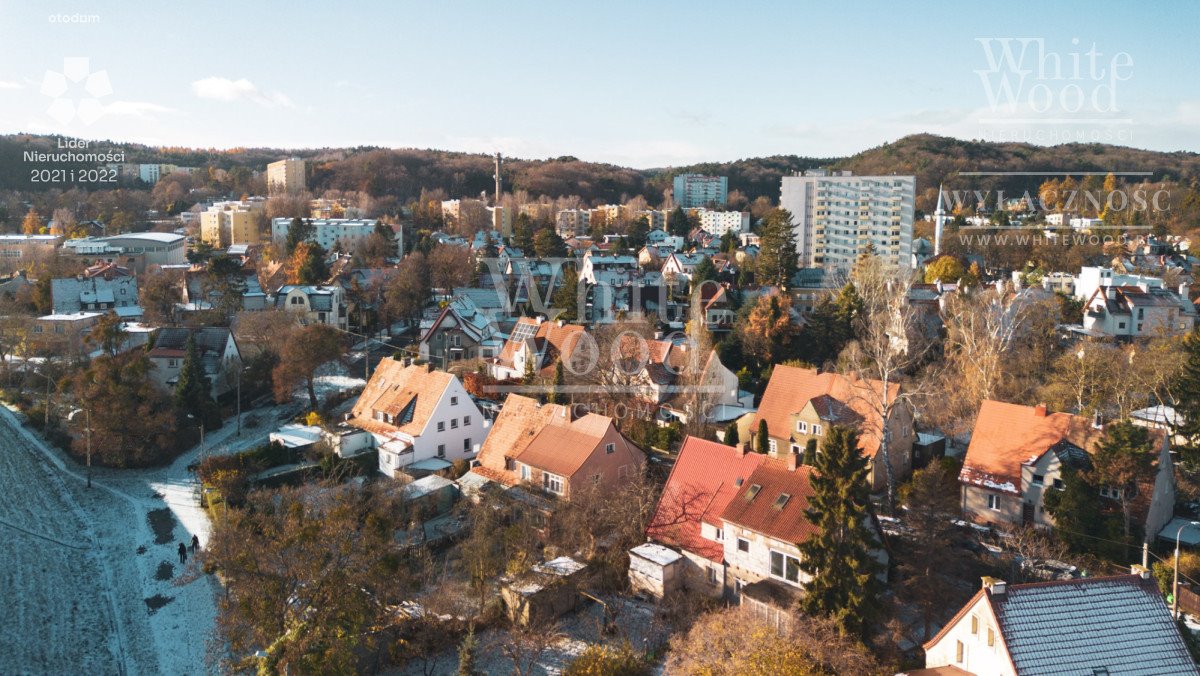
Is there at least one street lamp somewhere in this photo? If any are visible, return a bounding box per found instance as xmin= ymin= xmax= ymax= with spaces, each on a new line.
xmin=187 ymin=413 xmax=205 ymax=463
xmin=1174 ymin=520 xmax=1200 ymax=620
xmin=68 ymin=407 xmax=91 ymax=489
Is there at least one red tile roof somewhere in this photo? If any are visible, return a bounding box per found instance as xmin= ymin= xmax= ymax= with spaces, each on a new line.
xmin=718 ymin=457 xmax=818 ymax=545
xmin=647 ymin=436 xmax=766 ymax=562
xmin=753 ymin=365 xmax=898 ymax=457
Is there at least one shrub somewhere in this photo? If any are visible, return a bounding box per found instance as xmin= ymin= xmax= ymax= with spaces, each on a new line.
xmin=563 ymin=643 xmax=648 ymax=676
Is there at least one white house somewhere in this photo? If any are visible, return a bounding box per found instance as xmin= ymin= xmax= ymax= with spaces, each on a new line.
xmin=923 ymin=571 xmax=1194 ymax=675
xmin=696 ymin=210 xmax=749 ymax=236
xmin=347 ymin=358 xmax=490 ymax=477
xmin=146 ymin=327 xmax=242 ymax=398
xmin=1082 ymin=284 xmax=1195 ymax=338
xmin=273 ymin=285 xmax=348 ymax=330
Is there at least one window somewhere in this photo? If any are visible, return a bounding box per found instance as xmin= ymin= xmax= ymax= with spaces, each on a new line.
xmin=971 ymin=615 xmax=978 ymax=634
xmin=1053 ymin=478 xmax=1064 ymax=489
xmin=795 ymin=421 xmax=808 ymax=433
xmin=987 ymin=627 xmax=995 ymax=647
xmin=463 ymin=438 xmax=471 ymax=451
xmin=745 ymin=484 xmax=762 ymax=501
xmin=956 ymin=641 xmax=964 ymax=663
xmin=520 ymin=463 xmax=530 ymax=481
xmin=714 ymin=528 xmax=723 ymax=541
xmin=542 ymin=472 xmax=564 ymax=495
xmin=450 ymin=396 xmax=458 ymax=405
xmin=168 ymin=359 xmax=177 ymax=367
xmin=452 ymin=334 xmax=461 ymax=347
xmin=987 ymin=494 xmax=1001 ymax=511
xmin=1032 ymin=474 xmax=1044 ymax=486
xmin=437 ymin=421 xmax=445 ymax=432
xmin=707 ymin=566 xmax=718 ymax=585
xmin=773 ymin=493 xmax=791 ymax=510
xmin=436 ymin=444 xmax=445 ymax=458
xmin=768 ymin=440 xmax=777 ymax=453
xmin=464 ymin=415 xmax=471 ymax=426
xmin=605 ymin=442 xmax=615 ymax=454
xmin=737 ymin=537 xmax=750 ymax=553
xmin=451 ymin=418 xmax=458 ymax=429
xmin=769 ymin=550 xmax=802 ymax=584
xmin=1100 ymin=486 xmax=1123 ymax=500
xmin=812 ymin=424 xmax=823 ymax=436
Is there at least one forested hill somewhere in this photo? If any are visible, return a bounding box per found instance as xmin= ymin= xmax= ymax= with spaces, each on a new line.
xmin=3 ymin=132 xmax=1197 ymax=206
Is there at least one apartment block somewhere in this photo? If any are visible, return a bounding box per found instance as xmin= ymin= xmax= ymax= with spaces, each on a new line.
xmin=780 ymin=170 xmax=914 ymax=271
xmin=267 ymin=158 xmax=306 ymax=195
xmin=673 ymin=174 xmax=728 ymax=209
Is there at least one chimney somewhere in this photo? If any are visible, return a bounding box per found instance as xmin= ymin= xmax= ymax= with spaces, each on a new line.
xmin=982 ymin=576 xmax=1007 ymax=599
xmin=787 ymin=452 xmax=799 ymax=472
xmin=1092 ymin=410 xmax=1104 ymax=430
xmin=1033 ymin=403 xmax=1047 ymax=418
xmin=556 ymin=319 xmax=564 ymax=328
xmin=1106 ymin=286 xmax=1118 ymax=301
xmin=1131 ymin=564 xmax=1152 ymax=580
xmin=736 ymin=442 xmax=747 ymax=457
xmin=425 ymin=362 xmax=435 ymax=373
xmin=535 ymin=315 xmax=545 ymax=325
xmin=1181 ymin=282 xmax=1190 ymax=299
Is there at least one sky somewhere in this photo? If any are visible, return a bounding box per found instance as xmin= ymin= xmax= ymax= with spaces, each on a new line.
xmin=0 ymin=0 xmax=1197 ymax=167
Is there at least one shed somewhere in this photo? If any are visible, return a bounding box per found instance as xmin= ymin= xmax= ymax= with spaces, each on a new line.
xmin=628 ymin=543 xmax=683 ymax=599
xmin=501 ymin=556 xmax=588 ymax=626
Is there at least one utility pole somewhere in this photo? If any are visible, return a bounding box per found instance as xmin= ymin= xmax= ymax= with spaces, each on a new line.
xmin=494 ymin=152 xmax=502 ymax=205
xmin=235 ymin=368 xmax=242 ymax=437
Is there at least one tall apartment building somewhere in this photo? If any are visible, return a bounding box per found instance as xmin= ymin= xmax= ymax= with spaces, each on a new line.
xmin=673 ymin=173 xmax=728 ymax=209
xmin=697 ymin=209 xmax=749 ymax=236
xmin=779 ymin=170 xmax=914 ymax=272
xmin=267 ymin=158 xmax=306 ymax=195
xmin=555 ymin=209 xmax=591 ymax=238
xmin=200 ymin=198 xmax=265 ymax=248
xmin=271 ymin=217 xmax=401 ymax=258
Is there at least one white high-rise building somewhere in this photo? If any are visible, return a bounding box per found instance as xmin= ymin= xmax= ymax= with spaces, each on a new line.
xmin=779 ymin=170 xmax=914 ymax=271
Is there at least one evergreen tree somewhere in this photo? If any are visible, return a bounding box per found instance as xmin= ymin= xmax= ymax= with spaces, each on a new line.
xmin=547 ymin=360 xmax=566 ymax=405
xmin=295 ymin=242 xmax=330 ymax=285
xmin=285 ymin=217 xmax=315 ymax=256
xmin=174 ymin=334 xmax=218 ymax=428
xmin=756 ymin=209 xmax=798 ymax=287
xmin=1042 ymin=463 xmax=1108 ymax=554
xmin=627 ymin=217 xmax=650 ymax=250
xmin=1176 ymin=331 xmax=1200 ymax=460
xmin=550 ymin=269 xmax=579 ymax=322
xmin=755 ymin=419 xmax=769 ymax=454
xmin=800 ymin=425 xmax=881 ymax=637
xmin=690 ymin=257 xmax=718 ymax=288
xmin=667 ymin=206 xmax=690 ymax=238
xmin=724 ymin=421 xmax=739 ymax=446
xmin=803 ymin=438 xmax=817 ymax=465
xmin=457 ymin=626 xmax=478 ymax=676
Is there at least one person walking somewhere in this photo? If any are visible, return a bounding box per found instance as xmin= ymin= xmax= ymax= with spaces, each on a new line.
xmin=178 ymin=542 xmax=187 ymax=564
xmin=191 ymin=534 xmax=200 ymax=553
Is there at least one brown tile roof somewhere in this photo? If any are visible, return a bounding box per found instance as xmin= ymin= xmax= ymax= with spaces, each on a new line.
xmin=494 ymin=317 xmax=586 ymax=376
xmin=753 ymin=365 xmax=898 ymax=457
xmin=961 ymin=400 xmax=1103 ymax=494
xmin=348 ymin=358 xmax=455 ymax=437
xmin=475 ymin=393 xmax=642 ymax=485
xmin=718 ymin=457 xmax=817 ymax=545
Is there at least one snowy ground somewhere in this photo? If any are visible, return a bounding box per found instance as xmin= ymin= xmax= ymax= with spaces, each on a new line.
xmin=0 ymin=403 xmax=276 ymax=675
xmin=393 ymin=595 xmax=669 ymax=675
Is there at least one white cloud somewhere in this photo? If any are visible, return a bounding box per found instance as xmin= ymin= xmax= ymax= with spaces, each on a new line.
xmin=191 ymin=76 xmax=293 ymax=108
xmin=0 ymin=81 xmax=22 ymax=90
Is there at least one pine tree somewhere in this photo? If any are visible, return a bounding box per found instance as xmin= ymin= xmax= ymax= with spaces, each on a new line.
xmin=755 ymin=419 xmax=769 ymax=454
xmin=800 ymin=425 xmax=881 ymax=637
xmin=724 ymin=421 xmax=739 ymax=446
xmin=667 ymin=206 xmax=690 ymax=237
xmin=550 ymin=269 xmax=579 ymax=322
xmin=755 ymin=209 xmax=798 ymax=287
xmin=1176 ymin=331 xmax=1200 ymax=461
xmin=547 ymin=360 xmax=566 ymax=405
xmin=174 ymin=334 xmax=218 ymax=429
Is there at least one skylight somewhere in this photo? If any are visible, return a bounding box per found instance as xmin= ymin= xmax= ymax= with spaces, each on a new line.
xmin=773 ymin=493 xmax=791 ymax=510
xmin=745 ymin=484 xmax=762 ymax=500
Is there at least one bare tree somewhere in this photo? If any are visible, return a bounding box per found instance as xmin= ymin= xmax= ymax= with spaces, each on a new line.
xmin=839 ymin=253 xmax=931 ymax=513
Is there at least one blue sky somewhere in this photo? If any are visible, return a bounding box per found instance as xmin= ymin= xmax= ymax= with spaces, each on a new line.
xmin=0 ymin=0 xmax=1196 ymax=167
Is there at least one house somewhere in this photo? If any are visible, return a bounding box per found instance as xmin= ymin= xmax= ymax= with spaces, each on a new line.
xmin=642 ymin=436 xmax=887 ymax=609
xmin=661 ymin=252 xmax=708 ymax=288
xmin=468 ymin=394 xmax=645 ymax=500
xmin=637 ymin=244 xmax=676 ymax=269
xmin=489 ymin=316 xmax=585 ymax=381
xmin=738 ymin=365 xmax=915 ymax=493
xmin=1082 ymin=284 xmax=1195 ymax=338
xmin=273 ymin=285 xmax=348 ymax=330
xmin=50 ymin=274 xmax=140 ymax=317
xmin=147 ymin=327 xmax=242 ymax=398
xmin=959 ymin=400 xmax=1175 ymax=544
xmin=30 ymin=311 xmax=103 ymax=357
xmin=922 ymin=571 xmax=1195 ymax=675
xmin=696 ymin=281 xmax=734 ymax=331
xmin=347 ymin=358 xmax=490 ymax=478
xmin=615 ymin=337 xmax=751 ymax=423
xmin=418 ymin=295 xmax=507 ymax=364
